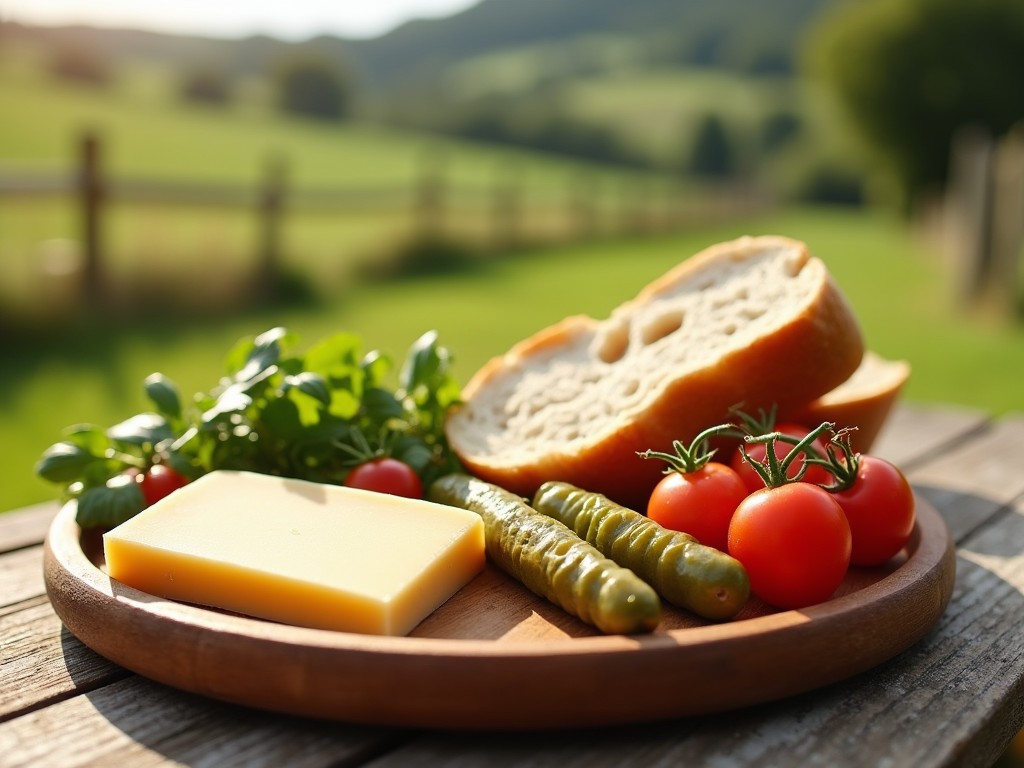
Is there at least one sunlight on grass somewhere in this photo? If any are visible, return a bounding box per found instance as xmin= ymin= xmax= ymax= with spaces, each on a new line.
xmin=6 ymin=205 xmax=1024 ymax=512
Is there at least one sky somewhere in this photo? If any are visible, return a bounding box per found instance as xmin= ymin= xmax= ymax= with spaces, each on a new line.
xmin=0 ymin=0 xmax=482 ymax=41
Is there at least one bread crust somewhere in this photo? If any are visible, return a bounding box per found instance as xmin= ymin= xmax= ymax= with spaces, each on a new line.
xmin=446 ymin=236 xmax=865 ymax=510
xmin=781 ymin=352 xmax=910 ymax=453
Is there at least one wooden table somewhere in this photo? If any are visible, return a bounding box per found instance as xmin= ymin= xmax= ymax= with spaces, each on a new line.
xmin=3 ymin=401 xmax=1023 ymax=767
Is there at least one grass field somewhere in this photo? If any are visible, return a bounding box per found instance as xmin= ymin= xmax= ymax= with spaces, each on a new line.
xmin=0 ymin=55 xmax=692 ymax=311
xmin=6 ymin=203 xmax=1024 ymax=513
xmin=3 ymin=49 xmax=1021 ymax=513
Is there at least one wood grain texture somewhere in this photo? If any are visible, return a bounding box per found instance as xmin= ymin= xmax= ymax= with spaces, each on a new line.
xmin=2 ymin=404 xmax=1023 ymax=768
xmin=367 ymin=413 xmax=1024 ymax=767
xmin=0 ymin=546 xmax=45 ymax=608
xmin=40 ymin=496 xmax=954 ymax=730
xmin=0 ymin=599 xmax=128 ymax=720
xmin=872 ymin=401 xmax=989 ymax=468
xmin=909 ymin=415 xmax=1024 ymax=539
xmin=0 ymin=676 xmax=402 ymax=768
xmin=0 ymin=502 xmax=57 ymax=554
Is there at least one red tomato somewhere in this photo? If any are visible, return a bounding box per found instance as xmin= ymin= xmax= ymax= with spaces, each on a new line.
xmin=647 ymin=462 xmax=747 ymax=552
xmin=727 ymin=483 xmax=851 ymax=609
xmin=831 ymin=455 xmax=915 ymax=566
xmin=138 ymin=464 xmax=190 ymax=506
xmin=345 ymin=458 xmax=423 ymax=499
xmin=731 ymin=422 xmax=833 ymax=493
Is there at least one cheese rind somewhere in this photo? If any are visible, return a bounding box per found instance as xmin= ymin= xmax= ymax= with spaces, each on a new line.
xmin=102 ymin=470 xmax=485 ymax=636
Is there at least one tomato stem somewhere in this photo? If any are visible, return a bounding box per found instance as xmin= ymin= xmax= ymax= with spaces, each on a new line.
xmin=638 ymin=422 xmax=738 ymax=474
xmin=740 ymin=421 xmax=836 ymax=488
xmin=729 ymin=403 xmax=780 ymax=436
xmin=333 ymin=425 xmax=375 ymax=460
xmin=810 ymin=428 xmax=861 ymax=493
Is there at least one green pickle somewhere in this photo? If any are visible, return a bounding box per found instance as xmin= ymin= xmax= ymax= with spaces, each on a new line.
xmin=532 ymin=481 xmax=750 ymax=620
xmin=428 ymin=474 xmax=661 ymax=635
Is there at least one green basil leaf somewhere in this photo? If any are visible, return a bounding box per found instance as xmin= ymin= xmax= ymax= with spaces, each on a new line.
xmin=305 ymin=331 xmax=363 ymax=376
xmin=75 ymin=474 xmax=146 ymax=528
xmin=144 ymin=373 xmax=181 ymax=419
xmin=325 ymin=387 xmax=358 ymax=420
xmin=234 ymin=327 xmax=292 ymax=382
xmin=392 ymin=440 xmax=433 ymax=474
xmin=62 ymin=424 xmax=110 ymax=454
xmin=288 ymin=388 xmax=325 ymax=427
xmin=260 ymin=396 xmax=305 ymax=440
xmin=107 ymin=413 xmax=174 ymax=446
xmin=283 ymin=372 xmax=331 ymax=406
xmin=202 ymin=383 xmax=255 ymax=422
xmin=35 ymin=442 xmax=101 ymax=483
xmin=399 ymin=330 xmax=442 ymax=392
xmin=163 ymin=450 xmax=200 ymax=480
xmin=363 ymin=387 xmax=404 ymax=422
xmin=361 ymin=349 xmax=392 ymax=388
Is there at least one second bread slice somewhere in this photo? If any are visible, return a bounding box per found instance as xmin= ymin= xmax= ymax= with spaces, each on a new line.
xmin=446 ymin=235 xmax=865 ymax=509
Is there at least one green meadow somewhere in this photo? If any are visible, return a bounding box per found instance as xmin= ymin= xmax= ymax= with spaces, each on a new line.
xmin=7 ymin=204 xmax=1024 ymax=512
xmin=3 ymin=49 xmax=1022 ymax=513
xmin=0 ymin=56 xmax=684 ymax=314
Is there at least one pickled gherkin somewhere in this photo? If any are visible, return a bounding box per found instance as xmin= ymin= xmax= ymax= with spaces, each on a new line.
xmin=532 ymin=481 xmax=749 ymax=620
xmin=428 ymin=473 xmax=661 ymax=635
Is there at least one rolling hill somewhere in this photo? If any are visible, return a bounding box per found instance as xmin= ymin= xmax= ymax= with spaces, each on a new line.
xmin=0 ymin=0 xmax=839 ymax=93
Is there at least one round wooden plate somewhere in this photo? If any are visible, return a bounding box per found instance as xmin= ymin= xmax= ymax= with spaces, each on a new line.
xmin=44 ymin=496 xmax=955 ymax=730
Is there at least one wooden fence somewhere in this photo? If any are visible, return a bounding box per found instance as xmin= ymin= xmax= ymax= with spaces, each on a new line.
xmin=0 ymin=133 xmax=770 ymax=315
xmin=942 ymin=123 xmax=1024 ymax=315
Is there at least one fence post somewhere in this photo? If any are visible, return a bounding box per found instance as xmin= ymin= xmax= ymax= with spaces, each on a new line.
xmin=991 ymin=124 xmax=1024 ymax=315
xmin=491 ymin=159 xmax=521 ymax=251
xmin=256 ymin=153 xmax=286 ymax=298
xmin=415 ymin=146 xmax=447 ymax=242
xmin=569 ymin=171 xmax=597 ymax=240
xmin=946 ymin=126 xmax=995 ymax=306
xmin=80 ymin=132 xmax=104 ymax=304
xmin=620 ymin=179 xmax=651 ymax=235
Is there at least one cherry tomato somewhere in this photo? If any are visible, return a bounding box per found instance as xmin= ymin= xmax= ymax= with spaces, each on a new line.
xmin=647 ymin=462 xmax=747 ymax=552
xmin=731 ymin=422 xmax=833 ymax=493
xmin=138 ymin=464 xmax=190 ymax=506
xmin=727 ymin=482 xmax=851 ymax=609
xmin=831 ymin=455 xmax=915 ymax=566
xmin=345 ymin=458 xmax=423 ymax=499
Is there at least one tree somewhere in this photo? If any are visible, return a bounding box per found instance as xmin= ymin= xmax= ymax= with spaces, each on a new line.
xmin=687 ymin=114 xmax=737 ymax=178
xmin=180 ymin=68 xmax=232 ymax=106
xmin=803 ymin=0 xmax=1024 ymax=204
xmin=50 ymin=45 xmax=110 ymax=87
xmin=759 ymin=109 xmax=803 ymax=153
xmin=275 ymin=56 xmax=351 ymax=121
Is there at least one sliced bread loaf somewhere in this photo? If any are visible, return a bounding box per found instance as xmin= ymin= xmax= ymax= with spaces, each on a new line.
xmin=445 ymin=235 xmax=865 ymax=509
xmin=781 ymin=351 xmax=910 ymax=454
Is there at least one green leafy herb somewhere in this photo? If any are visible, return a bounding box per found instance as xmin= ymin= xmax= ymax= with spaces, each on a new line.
xmin=35 ymin=327 xmax=464 ymax=528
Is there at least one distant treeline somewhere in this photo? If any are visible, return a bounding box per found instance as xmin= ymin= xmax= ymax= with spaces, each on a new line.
xmin=0 ymin=0 xmax=831 ymax=89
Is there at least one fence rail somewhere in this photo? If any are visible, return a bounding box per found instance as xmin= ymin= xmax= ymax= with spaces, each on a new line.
xmin=939 ymin=123 xmax=1024 ymax=315
xmin=0 ymin=132 xmax=770 ymax=315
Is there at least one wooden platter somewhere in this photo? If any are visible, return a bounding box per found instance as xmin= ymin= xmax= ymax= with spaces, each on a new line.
xmin=43 ymin=496 xmax=955 ymax=730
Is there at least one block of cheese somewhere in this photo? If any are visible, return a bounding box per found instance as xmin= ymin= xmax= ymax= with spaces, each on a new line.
xmin=102 ymin=470 xmax=486 ymax=636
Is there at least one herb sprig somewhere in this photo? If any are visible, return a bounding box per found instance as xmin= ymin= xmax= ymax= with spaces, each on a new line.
xmin=35 ymin=327 xmax=464 ymax=528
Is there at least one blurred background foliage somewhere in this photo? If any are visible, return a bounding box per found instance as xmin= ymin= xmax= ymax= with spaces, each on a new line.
xmin=1 ymin=0 xmax=1024 ymax=513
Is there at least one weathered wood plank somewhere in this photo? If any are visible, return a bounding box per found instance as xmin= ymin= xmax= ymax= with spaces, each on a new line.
xmin=908 ymin=415 xmax=1024 ymax=542
xmin=0 ymin=546 xmax=45 ymax=609
xmin=355 ymin=414 xmax=1024 ymax=768
xmin=0 ymin=599 xmax=129 ymax=721
xmin=1 ymin=406 xmax=1021 ymax=768
xmin=359 ymin=507 xmax=1024 ymax=768
xmin=0 ymin=675 xmax=406 ymax=768
xmin=873 ymin=401 xmax=989 ymax=469
xmin=0 ymin=502 xmax=57 ymax=554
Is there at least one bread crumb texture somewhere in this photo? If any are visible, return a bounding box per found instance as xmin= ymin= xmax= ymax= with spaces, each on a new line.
xmin=448 ymin=237 xmax=826 ymax=467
